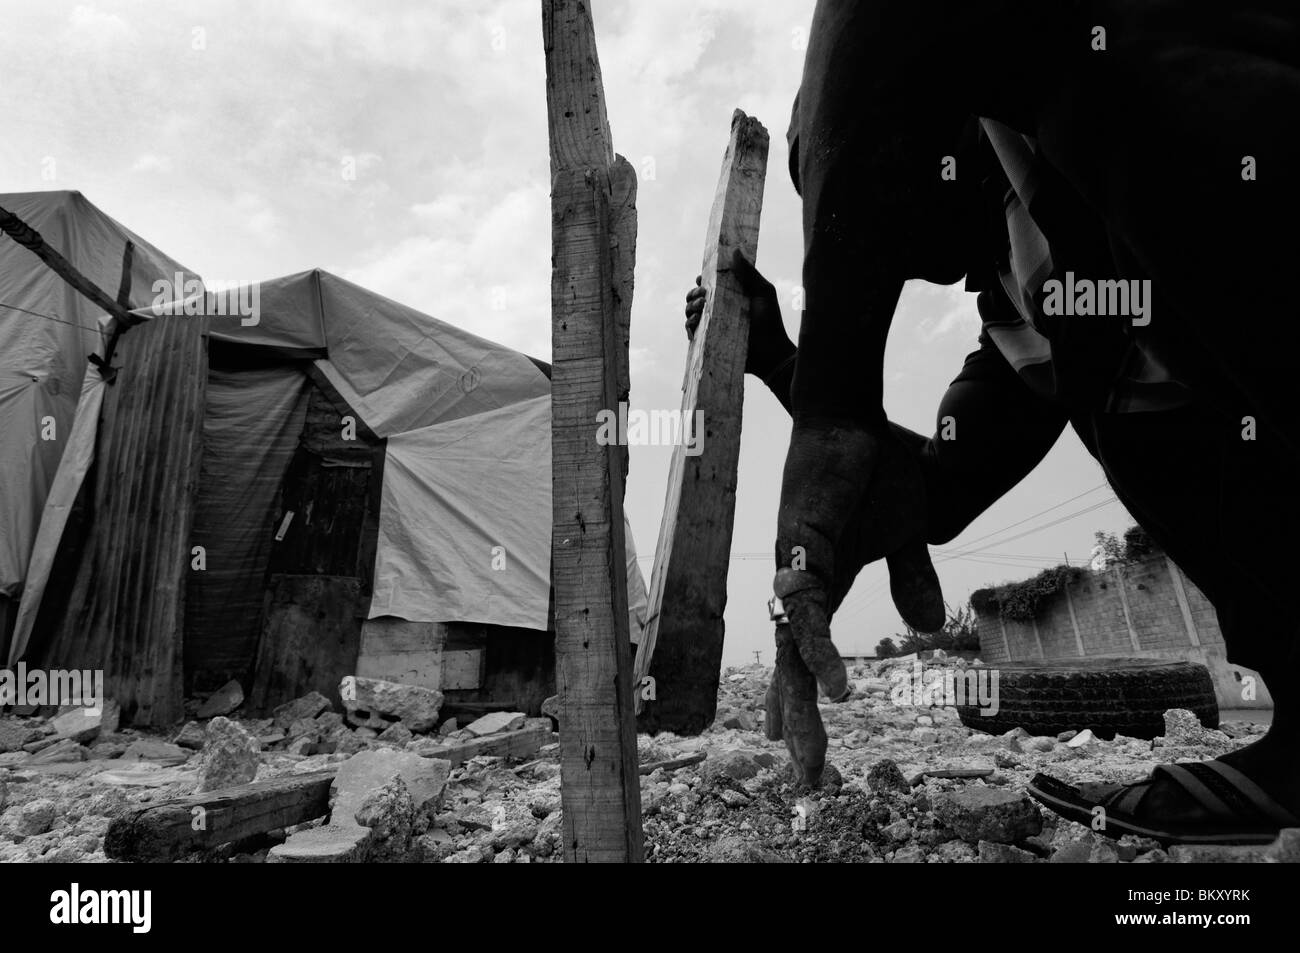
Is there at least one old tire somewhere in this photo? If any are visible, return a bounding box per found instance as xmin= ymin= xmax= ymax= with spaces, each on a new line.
xmin=955 ymin=657 xmax=1218 ymax=740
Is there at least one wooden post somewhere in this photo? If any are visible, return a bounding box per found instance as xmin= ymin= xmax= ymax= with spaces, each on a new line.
xmin=634 ymin=110 xmax=769 ymax=735
xmin=543 ymin=0 xmax=642 ymax=863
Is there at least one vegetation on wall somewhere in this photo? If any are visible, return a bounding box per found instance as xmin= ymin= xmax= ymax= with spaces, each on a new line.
xmin=970 ymin=565 xmax=1086 ymax=624
xmin=969 ymin=523 xmax=1163 ymax=624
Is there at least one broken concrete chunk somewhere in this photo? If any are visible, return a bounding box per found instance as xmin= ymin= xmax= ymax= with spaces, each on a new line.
xmin=377 ymin=723 xmax=413 ymax=746
xmin=195 ymin=717 xmax=261 ymax=793
xmin=266 ymin=823 xmax=368 ymax=864
xmin=331 ymin=748 xmax=451 ymax=820
xmin=272 ymin=691 xmax=332 ymax=732
xmin=353 ymin=776 xmax=416 ymax=860
xmin=120 ymin=739 xmax=189 ymax=766
xmin=196 ymin=680 xmax=245 ymax=719
xmin=50 ymin=699 xmax=120 ymax=744
xmin=15 ymin=798 xmax=58 ymax=835
xmin=173 ymin=721 xmax=207 ymax=750
xmin=340 ymin=676 xmax=443 ymax=734
xmin=978 ymin=840 xmax=1040 ymax=863
xmin=26 ymin=738 xmax=87 ymax=765
xmin=540 ymin=695 xmax=560 ymax=724
xmin=866 ymin=759 xmax=910 ymax=796
xmin=1066 ymin=728 xmax=1095 ymax=748
xmin=0 ymin=720 xmax=42 ymax=753
xmin=934 ymin=787 xmax=1042 ymax=845
xmin=464 ymin=711 xmax=526 ymax=737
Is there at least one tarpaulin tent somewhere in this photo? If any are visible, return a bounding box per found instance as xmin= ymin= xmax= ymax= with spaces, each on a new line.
xmin=4 ymin=192 xmax=646 ymax=724
xmin=0 ymin=190 xmax=199 ymax=656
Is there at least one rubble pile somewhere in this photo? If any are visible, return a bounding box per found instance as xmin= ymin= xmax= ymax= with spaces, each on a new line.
xmin=0 ymin=657 xmax=1293 ymax=863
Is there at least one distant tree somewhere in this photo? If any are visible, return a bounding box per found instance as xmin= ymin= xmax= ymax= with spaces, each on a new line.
xmin=875 ymin=637 xmax=898 ymax=659
xmin=1122 ymin=524 xmax=1159 ymax=561
xmin=888 ymin=603 xmax=980 ymax=656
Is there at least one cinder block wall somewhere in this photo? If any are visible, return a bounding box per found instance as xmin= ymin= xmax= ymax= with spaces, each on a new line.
xmin=974 ymin=555 xmax=1272 ymax=710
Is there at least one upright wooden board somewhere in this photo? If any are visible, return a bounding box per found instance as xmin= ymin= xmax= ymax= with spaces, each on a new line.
xmin=36 ymin=313 xmax=209 ymax=726
xmin=543 ymin=0 xmax=643 ymax=863
xmin=634 ymin=110 xmax=769 ymax=735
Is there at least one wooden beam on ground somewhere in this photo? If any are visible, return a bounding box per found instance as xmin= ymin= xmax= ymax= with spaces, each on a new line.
xmin=103 ymin=770 xmax=336 ymax=862
xmin=634 ymin=110 xmax=769 ymax=736
xmin=414 ymin=722 xmax=554 ymax=768
xmin=639 ymin=751 xmax=707 ymax=775
xmin=543 ymin=0 xmax=643 ymax=863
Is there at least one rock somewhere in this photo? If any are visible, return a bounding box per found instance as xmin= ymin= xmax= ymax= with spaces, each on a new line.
xmin=266 ymin=824 xmax=368 ymax=863
xmin=491 ymin=818 xmax=540 ymax=850
xmin=866 ymin=759 xmax=910 ymax=796
xmin=1168 ymin=844 xmax=1268 ymax=863
xmin=196 ymin=680 xmax=244 ymax=719
xmin=26 ymin=739 xmax=87 ymax=764
xmin=883 ymin=819 xmax=911 ymax=843
xmin=314 ymin=711 xmax=344 ymax=732
xmin=701 ymin=750 xmax=760 ymax=782
xmin=540 ymin=695 xmax=561 ymax=725
xmin=934 ymin=787 xmax=1042 ymax=845
xmin=340 ymin=677 xmax=443 ymax=734
xmin=331 ymin=748 xmax=451 ymax=820
xmin=173 ymin=721 xmax=207 ymax=750
xmin=286 ymin=718 xmax=321 ymax=741
xmin=1049 ymin=840 xmax=1094 ymax=863
xmin=286 ymin=736 xmax=319 ymax=756
xmin=1090 ymin=840 xmax=1120 ymax=863
xmin=978 ymin=841 xmax=1039 ymax=863
xmin=1265 ymin=828 xmax=1300 ymax=863
xmin=1025 ymin=736 xmax=1056 ymax=752
xmin=120 ymin=739 xmax=189 ymax=765
xmin=195 ymin=717 xmax=261 ymax=793
xmin=1056 ymin=730 xmax=1078 ymax=742
xmin=913 ymin=728 xmax=939 ymax=745
xmin=0 ymin=720 xmax=42 ymax=753
xmin=702 ymin=835 xmax=783 ymax=863
xmin=51 ymin=700 xmax=120 ymax=744
xmin=464 ymin=711 xmax=526 ymax=737
xmin=1159 ymin=707 xmax=1206 ymax=743
xmin=377 ymin=723 xmax=414 ymax=746
xmin=0 ymin=778 xmax=6 ymax=812
xmin=891 ymin=845 xmax=926 ymax=863
xmin=929 ymin=840 xmax=976 ymax=863
xmin=437 ymin=718 xmax=459 ymax=737
xmin=353 ymin=776 xmax=415 ymax=860
xmin=1066 ymin=728 xmax=1095 ymax=748
xmin=718 ymin=789 xmax=750 ymax=808
xmin=16 ymin=798 xmax=57 ymax=835
xmin=271 ymin=691 xmax=331 ymax=731
xmin=721 ymin=711 xmax=754 ymax=731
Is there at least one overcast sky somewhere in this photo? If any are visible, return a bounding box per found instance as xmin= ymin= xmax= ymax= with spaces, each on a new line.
xmin=1 ymin=0 xmax=1134 ymax=665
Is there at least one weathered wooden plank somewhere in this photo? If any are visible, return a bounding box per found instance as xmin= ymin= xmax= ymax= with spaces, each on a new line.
xmin=543 ymin=0 xmax=643 ymax=863
xmin=639 ymin=751 xmax=707 ymax=775
xmin=104 ymin=770 xmax=335 ymax=862
xmin=414 ymin=723 xmax=554 ymax=768
xmin=635 ymin=110 xmax=769 ymax=735
xmin=35 ymin=314 xmax=208 ymax=726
